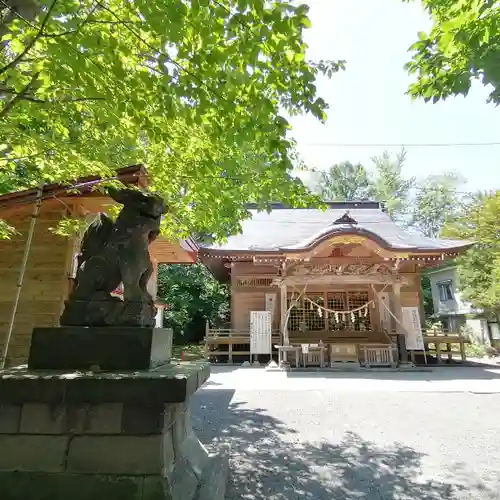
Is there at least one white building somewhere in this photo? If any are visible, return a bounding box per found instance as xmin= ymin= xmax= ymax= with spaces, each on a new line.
xmin=426 ymin=264 xmax=495 ymax=345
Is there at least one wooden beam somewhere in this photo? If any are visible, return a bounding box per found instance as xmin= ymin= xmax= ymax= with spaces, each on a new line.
xmin=393 ymin=283 xmax=409 ymax=364
xmin=282 ymin=275 xmax=409 ymax=286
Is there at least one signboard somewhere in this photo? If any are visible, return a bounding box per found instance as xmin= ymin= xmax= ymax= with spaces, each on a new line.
xmin=401 ymin=306 xmax=425 ymax=351
xmin=265 ymin=293 xmax=277 ymax=320
xmin=250 ymin=311 xmax=272 ymax=355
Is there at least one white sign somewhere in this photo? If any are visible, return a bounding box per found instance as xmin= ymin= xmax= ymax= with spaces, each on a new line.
xmin=401 ymin=306 xmax=425 ymax=351
xmin=265 ymin=293 xmax=277 ymax=319
xmin=250 ymin=311 xmax=272 ymax=355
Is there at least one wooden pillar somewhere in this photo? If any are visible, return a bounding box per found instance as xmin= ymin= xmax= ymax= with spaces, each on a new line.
xmin=393 ymin=283 xmax=409 ymax=364
xmin=280 ymin=283 xmax=288 ymax=345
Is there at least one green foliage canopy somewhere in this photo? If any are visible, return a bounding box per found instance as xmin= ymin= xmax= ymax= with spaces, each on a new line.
xmin=157 ymin=263 xmax=229 ymax=342
xmin=444 ymin=191 xmax=500 ymax=315
xmin=405 ymin=0 xmax=500 ymax=104
xmin=0 ymin=0 xmax=341 ymax=240
xmin=317 ymin=161 xmax=372 ymax=201
xmin=370 ymin=148 xmax=414 ymax=220
xmin=410 ymin=172 xmax=465 ymax=238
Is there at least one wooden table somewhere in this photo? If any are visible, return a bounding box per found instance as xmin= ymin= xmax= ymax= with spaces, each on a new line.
xmin=300 ymin=344 xmax=328 ymax=368
xmin=275 ymin=345 xmax=301 ymax=368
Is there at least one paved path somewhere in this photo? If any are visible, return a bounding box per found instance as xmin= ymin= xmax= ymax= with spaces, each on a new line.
xmin=191 ymin=366 xmax=500 ymax=499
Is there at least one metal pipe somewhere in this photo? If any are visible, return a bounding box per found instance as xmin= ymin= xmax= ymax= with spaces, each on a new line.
xmin=1 ymin=183 xmax=44 ymax=369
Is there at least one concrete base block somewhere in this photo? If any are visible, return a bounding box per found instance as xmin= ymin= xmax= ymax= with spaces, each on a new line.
xmin=28 ymin=327 xmax=173 ymax=371
xmin=0 ymin=362 xmax=228 ymax=500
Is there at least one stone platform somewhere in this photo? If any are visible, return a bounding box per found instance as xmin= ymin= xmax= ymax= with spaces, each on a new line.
xmin=0 ymin=362 xmax=229 ymax=500
xmin=28 ymin=327 xmax=173 ymax=371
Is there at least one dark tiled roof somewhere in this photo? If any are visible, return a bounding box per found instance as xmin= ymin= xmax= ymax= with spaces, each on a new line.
xmin=203 ymin=201 xmax=472 ymax=253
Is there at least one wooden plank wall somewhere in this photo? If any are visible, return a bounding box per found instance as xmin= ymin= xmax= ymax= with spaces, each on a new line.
xmin=231 ymin=262 xmax=280 ymax=330
xmin=0 ymin=206 xmax=73 ymax=366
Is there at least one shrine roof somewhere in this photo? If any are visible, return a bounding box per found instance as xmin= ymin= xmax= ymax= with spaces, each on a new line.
xmin=202 ymin=201 xmax=472 ymax=254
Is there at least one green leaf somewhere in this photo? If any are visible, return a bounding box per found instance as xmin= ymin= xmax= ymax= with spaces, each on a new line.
xmin=0 ymin=0 xmax=329 ymax=241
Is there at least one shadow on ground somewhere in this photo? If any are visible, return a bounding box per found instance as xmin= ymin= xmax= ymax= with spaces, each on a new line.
xmin=191 ymin=389 xmax=498 ymax=500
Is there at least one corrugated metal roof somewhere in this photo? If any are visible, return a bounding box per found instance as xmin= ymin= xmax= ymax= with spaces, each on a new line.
xmin=204 ymin=202 xmax=471 ymax=252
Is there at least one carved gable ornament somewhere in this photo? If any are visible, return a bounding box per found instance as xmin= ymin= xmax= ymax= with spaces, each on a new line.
xmin=333 ymin=211 xmax=358 ymax=225
xmin=290 ymin=263 xmax=393 ymax=277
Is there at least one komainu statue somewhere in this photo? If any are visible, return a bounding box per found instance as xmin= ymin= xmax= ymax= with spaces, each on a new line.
xmin=61 ymin=187 xmax=166 ymax=327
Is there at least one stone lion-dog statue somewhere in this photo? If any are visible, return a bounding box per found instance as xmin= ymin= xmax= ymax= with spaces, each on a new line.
xmin=61 ymin=187 xmax=166 ymax=327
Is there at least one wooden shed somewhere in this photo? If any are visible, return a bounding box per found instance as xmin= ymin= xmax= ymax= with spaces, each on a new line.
xmin=0 ymin=165 xmax=198 ymax=367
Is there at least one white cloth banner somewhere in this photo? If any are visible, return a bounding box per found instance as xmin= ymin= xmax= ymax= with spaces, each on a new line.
xmin=250 ymin=311 xmax=272 ymax=355
xmin=401 ymin=306 xmax=425 ymax=351
xmin=378 ymin=292 xmax=391 ymax=332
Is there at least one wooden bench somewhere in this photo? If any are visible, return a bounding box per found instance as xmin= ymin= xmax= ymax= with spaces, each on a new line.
xmin=419 ymin=334 xmax=469 ymax=364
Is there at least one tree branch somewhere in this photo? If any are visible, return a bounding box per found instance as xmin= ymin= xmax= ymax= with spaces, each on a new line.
xmin=41 ymin=1 xmax=99 ymax=39
xmin=0 ymin=71 xmax=39 ymax=118
xmin=0 ymin=87 xmax=105 ymax=103
xmin=0 ymin=0 xmax=58 ymax=75
xmin=0 ymin=148 xmax=52 ymax=164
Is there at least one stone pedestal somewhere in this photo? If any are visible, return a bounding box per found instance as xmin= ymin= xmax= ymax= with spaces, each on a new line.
xmin=0 ymin=363 xmax=229 ymax=500
xmin=28 ymin=327 xmax=173 ymax=371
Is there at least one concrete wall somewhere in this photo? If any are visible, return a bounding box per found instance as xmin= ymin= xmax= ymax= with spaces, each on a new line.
xmin=0 ymin=206 xmax=73 ymax=366
xmin=465 ymin=318 xmax=491 ymax=346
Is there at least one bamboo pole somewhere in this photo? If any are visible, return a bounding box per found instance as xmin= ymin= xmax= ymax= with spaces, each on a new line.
xmin=1 ymin=183 xmax=44 ymax=369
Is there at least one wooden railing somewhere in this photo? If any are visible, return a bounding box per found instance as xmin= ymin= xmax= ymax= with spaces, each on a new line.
xmin=203 ymin=328 xmax=281 ymax=363
xmin=203 ymin=327 xmax=395 ymax=364
xmin=420 ymin=333 xmax=469 ymax=363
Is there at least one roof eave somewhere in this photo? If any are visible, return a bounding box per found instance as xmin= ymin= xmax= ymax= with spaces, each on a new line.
xmin=0 ymin=164 xmax=148 ymax=210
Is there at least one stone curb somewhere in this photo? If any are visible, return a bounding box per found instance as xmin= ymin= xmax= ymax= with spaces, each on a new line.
xmin=195 ymin=443 xmax=230 ymax=500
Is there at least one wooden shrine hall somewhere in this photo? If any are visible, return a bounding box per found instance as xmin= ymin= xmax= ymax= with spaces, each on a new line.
xmin=201 ymin=201 xmax=472 ymax=368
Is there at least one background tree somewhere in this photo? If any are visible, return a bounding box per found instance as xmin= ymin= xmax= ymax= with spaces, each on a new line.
xmin=410 ymin=171 xmax=465 ymax=237
xmin=157 ymin=263 xmax=229 ymax=344
xmin=318 ymin=161 xmax=372 ymax=200
xmin=370 ymin=148 xmax=415 ymax=220
xmin=0 ymin=0 xmax=342 ymax=240
xmin=405 ymin=0 xmax=500 ymax=104
xmin=443 ymin=191 xmax=500 ymax=316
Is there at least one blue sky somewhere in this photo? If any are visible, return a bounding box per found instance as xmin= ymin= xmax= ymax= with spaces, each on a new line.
xmin=290 ymin=0 xmax=500 ymax=193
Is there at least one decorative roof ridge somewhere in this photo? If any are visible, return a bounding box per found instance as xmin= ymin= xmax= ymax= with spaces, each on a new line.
xmin=245 ymin=201 xmax=383 ymax=210
xmin=332 ymin=211 xmax=358 ymax=225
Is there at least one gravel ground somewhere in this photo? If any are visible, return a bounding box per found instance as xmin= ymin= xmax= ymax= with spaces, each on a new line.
xmin=190 ymin=367 xmax=500 ymax=500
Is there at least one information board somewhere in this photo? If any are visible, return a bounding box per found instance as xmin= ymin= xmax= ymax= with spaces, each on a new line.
xmin=401 ymin=306 xmax=425 ymax=351
xmin=250 ymin=311 xmax=272 ymax=355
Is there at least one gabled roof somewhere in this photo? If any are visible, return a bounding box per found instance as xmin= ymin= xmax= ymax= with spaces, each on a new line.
xmin=202 ymin=201 xmax=472 ymax=254
xmin=0 ymin=165 xmax=148 ymax=210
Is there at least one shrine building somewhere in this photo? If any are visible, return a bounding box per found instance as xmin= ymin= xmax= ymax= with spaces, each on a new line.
xmin=201 ymin=201 xmax=472 ymax=367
